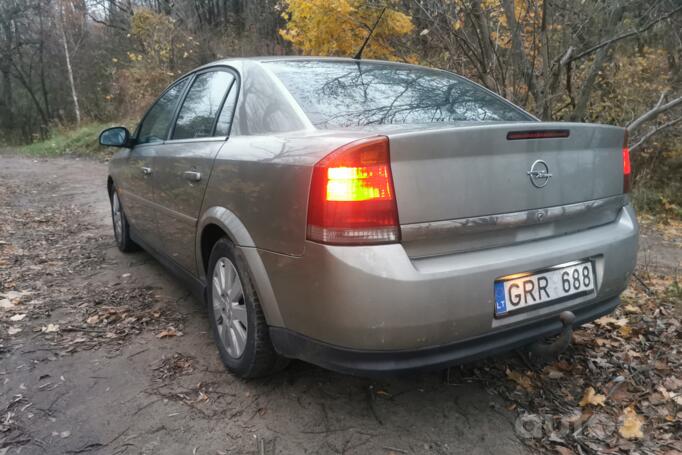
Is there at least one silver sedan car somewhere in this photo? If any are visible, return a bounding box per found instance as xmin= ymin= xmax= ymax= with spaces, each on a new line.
xmin=100 ymin=57 xmax=639 ymax=377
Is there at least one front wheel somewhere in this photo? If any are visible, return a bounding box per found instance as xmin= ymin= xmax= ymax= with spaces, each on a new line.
xmin=110 ymin=188 xmax=137 ymax=252
xmin=207 ymin=238 xmax=288 ymax=378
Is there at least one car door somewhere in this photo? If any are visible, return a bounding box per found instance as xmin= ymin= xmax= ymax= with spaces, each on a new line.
xmin=119 ymin=78 xmax=189 ymax=252
xmin=153 ymin=68 xmax=239 ymax=275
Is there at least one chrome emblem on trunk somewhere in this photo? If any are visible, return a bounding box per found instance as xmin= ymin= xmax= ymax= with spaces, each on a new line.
xmin=527 ymin=160 xmax=552 ymax=188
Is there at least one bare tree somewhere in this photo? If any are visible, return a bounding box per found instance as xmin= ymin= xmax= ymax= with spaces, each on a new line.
xmin=60 ymin=0 xmax=81 ymax=126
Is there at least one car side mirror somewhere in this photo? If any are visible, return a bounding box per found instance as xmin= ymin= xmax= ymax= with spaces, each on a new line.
xmin=99 ymin=127 xmax=133 ymax=148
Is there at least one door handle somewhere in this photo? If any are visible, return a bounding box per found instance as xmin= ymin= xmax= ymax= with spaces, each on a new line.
xmin=183 ymin=171 xmax=202 ymax=182
xmin=141 ymin=167 xmax=152 ymax=176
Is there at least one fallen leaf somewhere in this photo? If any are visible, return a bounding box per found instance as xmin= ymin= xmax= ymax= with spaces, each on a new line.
xmin=506 ymin=369 xmax=533 ymax=391
xmin=611 ymin=384 xmax=632 ymax=403
xmin=663 ymin=376 xmax=682 ymax=391
xmin=8 ymin=326 xmax=22 ymax=335
xmin=618 ymin=325 xmax=633 ymax=337
xmin=554 ymin=446 xmax=574 ymax=455
xmin=595 ymin=316 xmax=618 ymax=327
xmin=572 ymin=332 xmax=592 ymax=344
xmin=86 ymin=315 xmax=99 ymax=325
xmin=543 ymin=366 xmax=564 ymax=379
xmin=626 ymin=350 xmax=641 ymax=358
xmin=9 ymin=314 xmax=26 ymax=322
xmin=41 ymin=324 xmax=60 ymax=333
xmin=0 ymin=291 xmax=31 ymax=308
xmin=579 ymin=387 xmax=606 ymax=407
xmin=619 ymin=406 xmax=644 ymax=439
xmin=614 ymin=317 xmax=629 ymax=327
xmin=595 ymin=338 xmax=612 ymax=346
xmin=157 ymin=327 xmax=182 ymax=338
xmin=595 ymin=316 xmax=628 ymax=327
xmin=624 ymin=304 xmax=641 ymax=314
xmin=654 ymin=360 xmax=669 ymax=371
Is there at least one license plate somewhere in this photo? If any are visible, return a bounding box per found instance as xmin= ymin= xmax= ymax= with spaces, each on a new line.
xmin=494 ymin=261 xmax=595 ymax=316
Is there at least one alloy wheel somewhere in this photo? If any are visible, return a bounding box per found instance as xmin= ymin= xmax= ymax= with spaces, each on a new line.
xmin=212 ymin=257 xmax=248 ymax=358
xmin=112 ymin=192 xmax=123 ymax=243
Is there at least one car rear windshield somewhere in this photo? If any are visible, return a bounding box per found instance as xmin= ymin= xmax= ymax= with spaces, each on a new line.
xmin=264 ymin=60 xmax=533 ymax=128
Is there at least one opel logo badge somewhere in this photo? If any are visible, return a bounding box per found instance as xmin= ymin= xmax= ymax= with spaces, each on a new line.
xmin=527 ymin=160 xmax=552 ymax=188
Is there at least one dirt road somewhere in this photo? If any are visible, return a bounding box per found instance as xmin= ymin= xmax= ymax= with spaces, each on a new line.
xmin=1 ymin=156 xmax=528 ymax=454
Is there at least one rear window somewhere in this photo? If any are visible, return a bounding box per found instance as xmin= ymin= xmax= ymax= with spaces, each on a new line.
xmin=264 ymin=60 xmax=532 ymax=128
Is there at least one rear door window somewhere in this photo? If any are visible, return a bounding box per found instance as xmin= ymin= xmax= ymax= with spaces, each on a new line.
xmin=172 ymin=70 xmax=235 ymax=140
xmin=137 ymin=79 xmax=188 ymax=144
xmin=214 ymin=81 xmax=239 ymax=136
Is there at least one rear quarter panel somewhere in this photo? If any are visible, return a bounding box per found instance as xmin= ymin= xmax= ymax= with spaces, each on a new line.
xmin=200 ymin=132 xmax=367 ymax=256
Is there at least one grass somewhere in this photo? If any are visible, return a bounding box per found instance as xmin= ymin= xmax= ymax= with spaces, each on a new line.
xmin=17 ymin=123 xmax=117 ymax=158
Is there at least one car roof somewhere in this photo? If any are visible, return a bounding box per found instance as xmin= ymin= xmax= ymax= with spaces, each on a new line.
xmin=198 ymin=55 xmax=431 ymax=72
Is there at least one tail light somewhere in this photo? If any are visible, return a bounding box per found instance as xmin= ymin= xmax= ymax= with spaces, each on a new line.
xmin=623 ymin=130 xmax=631 ymax=193
xmin=306 ymin=136 xmax=400 ymax=245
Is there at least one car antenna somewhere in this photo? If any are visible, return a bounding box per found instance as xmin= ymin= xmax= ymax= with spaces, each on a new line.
xmin=353 ymin=7 xmax=386 ymax=60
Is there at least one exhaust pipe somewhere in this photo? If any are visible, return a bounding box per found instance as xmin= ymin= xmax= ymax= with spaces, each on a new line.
xmin=526 ymin=311 xmax=576 ymax=360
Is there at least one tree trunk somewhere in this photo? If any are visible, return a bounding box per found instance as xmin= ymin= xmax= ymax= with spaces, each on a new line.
xmin=500 ymin=0 xmax=540 ymax=110
xmin=38 ymin=4 xmax=51 ymax=122
xmin=569 ymin=6 xmax=625 ymax=122
xmin=469 ymin=0 xmax=498 ymax=91
xmin=0 ymin=13 xmax=13 ymax=133
xmin=0 ymin=66 xmax=12 ymax=132
xmin=538 ymin=0 xmax=552 ymax=120
xmin=60 ymin=2 xmax=81 ymax=126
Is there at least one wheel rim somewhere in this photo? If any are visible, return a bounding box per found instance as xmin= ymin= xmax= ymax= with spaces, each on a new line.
xmin=112 ymin=192 xmax=123 ymax=243
xmin=212 ymin=257 xmax=247 ymax=358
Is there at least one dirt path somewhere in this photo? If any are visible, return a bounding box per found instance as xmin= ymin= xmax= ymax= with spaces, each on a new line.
xmin=1 ymin=156 xmax=529 ymax=454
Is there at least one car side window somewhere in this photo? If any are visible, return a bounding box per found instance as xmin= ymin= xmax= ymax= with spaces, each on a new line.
xmin=137 ymin=79 xmax=188 ymax=145
xmin=214 ymin=80 xmax=238 ymax=136
xmin=172 ymin=70 xmax=235 ymax=140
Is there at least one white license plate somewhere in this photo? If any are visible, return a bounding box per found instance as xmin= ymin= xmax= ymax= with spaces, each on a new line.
xmin=494 ymin=261 xmax=595 ymax=316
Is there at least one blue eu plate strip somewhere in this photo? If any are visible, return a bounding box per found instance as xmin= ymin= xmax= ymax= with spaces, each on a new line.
xmin=494 ymin=281 xmax=507 ymax=315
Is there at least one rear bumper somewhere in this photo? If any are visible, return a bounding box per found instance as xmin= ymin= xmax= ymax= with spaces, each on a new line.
xmin=255 ymin=204 xmax=638 ymax=366
xmin=270 ymin=296 xmax=619 ymax=376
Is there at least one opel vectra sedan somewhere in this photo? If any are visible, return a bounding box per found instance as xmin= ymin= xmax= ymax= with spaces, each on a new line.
xmin=100 ymin=57 xmax=638 ymax=377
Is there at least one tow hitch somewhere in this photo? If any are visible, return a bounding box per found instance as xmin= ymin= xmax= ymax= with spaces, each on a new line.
xmin=526 ymin=311 xmax=576 ymax=360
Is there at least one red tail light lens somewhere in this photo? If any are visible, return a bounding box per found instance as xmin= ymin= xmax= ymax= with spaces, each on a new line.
xmin=623 ymin=131 xmax=631 ymax=193
xmin=307 ymin=136 xmax=400 ymax=245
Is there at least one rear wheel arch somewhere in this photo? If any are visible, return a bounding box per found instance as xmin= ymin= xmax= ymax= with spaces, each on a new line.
xmin=107 ymin=176 xmax=114 ymax=200
xmin=197 ymin=208 xmax=284 ymax=327
xmin=200 ymin=223 xmax=231 ymax=278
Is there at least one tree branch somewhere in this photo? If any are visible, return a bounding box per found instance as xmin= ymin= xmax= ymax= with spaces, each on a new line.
xmin=630 ymin=116 xmax=682 ymax=153
xmin=567 ymin=5 xmax=682 ymax=64
xmin=627 ymin=94 xmax=682 ymax=132
xmin=87 ymin=13 xmax=128 ymax=32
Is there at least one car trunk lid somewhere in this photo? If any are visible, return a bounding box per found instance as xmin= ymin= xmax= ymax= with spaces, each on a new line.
xmin=386 ymin=122 xmax=627 ymax=256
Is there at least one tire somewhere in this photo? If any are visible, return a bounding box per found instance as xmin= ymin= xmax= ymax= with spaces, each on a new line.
xmin=207 ymin=238 xmax=288 ymax=378
xmin=110 ymin=187 xmax=138 ymax=253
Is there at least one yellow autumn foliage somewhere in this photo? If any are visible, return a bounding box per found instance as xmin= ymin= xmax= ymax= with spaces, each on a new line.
xmin=278 ymin=0 xmax=414 ymax=61
xmin=113 ymin=9 xmax=197 ymax=112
